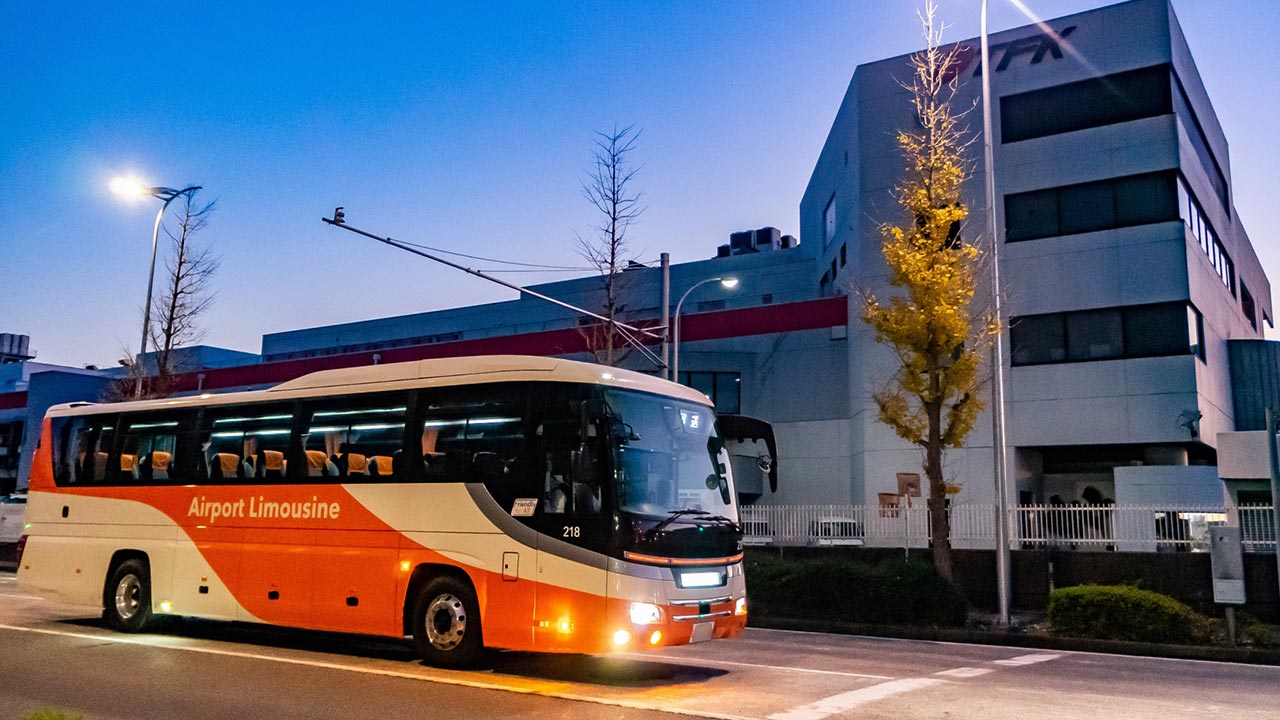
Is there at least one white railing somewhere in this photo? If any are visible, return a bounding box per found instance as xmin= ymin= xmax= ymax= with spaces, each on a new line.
xmin=739 ymin=504 xmax=1278 ymax=553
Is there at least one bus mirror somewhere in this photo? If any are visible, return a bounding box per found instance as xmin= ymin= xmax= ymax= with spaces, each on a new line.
xmin=716 ymin=414 xmax=778 ymax=493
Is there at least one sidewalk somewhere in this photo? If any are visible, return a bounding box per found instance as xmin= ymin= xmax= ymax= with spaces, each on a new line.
xmin=749 ymin=614 xmax=1280 ymax=666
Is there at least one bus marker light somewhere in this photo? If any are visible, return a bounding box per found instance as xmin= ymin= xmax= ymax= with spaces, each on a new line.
xmin=613 ymin=630 xmax=631 ymax=646
xmin=649 ymin=630 xmax=662 ymax=646
xmin=629 ymin=602 xmax=662 ymax=625
xmin=399 ymin=560 xmax=411 ymax=572
xmin=160 ymin=601 xmax=172 ymax=613
xmin=557 ymin=617 xmax=572 ymax=634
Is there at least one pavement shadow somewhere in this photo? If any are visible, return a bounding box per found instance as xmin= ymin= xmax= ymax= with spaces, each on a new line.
xmin=485 ymin=651 xmax=727 ymax=688
xmin=61 ymin=617 xmax=419 ymax=663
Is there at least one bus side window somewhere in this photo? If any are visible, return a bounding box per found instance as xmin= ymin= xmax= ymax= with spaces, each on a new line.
xmin=202 ymin=403 xmax=296 ymax=483
xmin=301 ymin=392 xmax=409 ymax=482
xmin=52 ymin=417 xmax=100 ymax=486
xmin=533 ymin=387 xmax=600 ymax=517
xmin=114 ymin=412 xmax=197 ymax=485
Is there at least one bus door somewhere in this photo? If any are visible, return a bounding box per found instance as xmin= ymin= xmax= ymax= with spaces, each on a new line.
xmin=529 ymin=386 xmax=607 ymax=651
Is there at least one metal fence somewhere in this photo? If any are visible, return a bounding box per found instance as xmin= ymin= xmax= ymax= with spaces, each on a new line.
xmin=739 ymin=504 xmax=1278 ymax=553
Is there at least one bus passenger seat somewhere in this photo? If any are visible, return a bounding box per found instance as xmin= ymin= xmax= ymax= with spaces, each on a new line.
xmin=305 ymin=449 xmax=337 ymax=477
xmin=120 ymin=454 xmax=138 ymax=480
xmin=93 ymin=452 xmax=109 ymax=482
xmin=258 ymin=450 xmax=286 ymax=479
xmin=212 ymin=452 xmax=243 ymax=481
xmin=369 ymin=455 xmax=394 ymax=477
xmin=573 ymin=482 xmax=601 ymax=514
xmin=343 ymin=453 xmax=369 ymax=476
xmin=148 ymin=451 xmax=172 ymax=481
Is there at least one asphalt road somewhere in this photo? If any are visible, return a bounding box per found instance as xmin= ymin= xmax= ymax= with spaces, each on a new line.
xmin=0 ymin=572 xmax=1275 ymax=720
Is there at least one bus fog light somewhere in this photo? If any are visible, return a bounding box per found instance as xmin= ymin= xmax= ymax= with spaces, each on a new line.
xmin=735 ymin=597 xmax=747 ymax=616
xmin=613 ymin=629 xmax=632 ymax=646
xmin=649 ymin=630 xmax=662 ymax=645
xmin=629 ymin=602 xmax=663 ymax=625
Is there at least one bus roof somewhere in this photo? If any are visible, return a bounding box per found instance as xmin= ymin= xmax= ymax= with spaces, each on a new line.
xmin=44 ymin=355 xmax=712 ymax=417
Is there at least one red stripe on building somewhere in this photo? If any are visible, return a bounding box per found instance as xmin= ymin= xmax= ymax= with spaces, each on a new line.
xmin=169 ymin=296 xmax=847 ymax=394
xmin=0 ymin=392 xmax=28 ymax=412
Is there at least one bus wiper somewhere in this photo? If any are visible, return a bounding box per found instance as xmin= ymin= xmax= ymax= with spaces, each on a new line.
xmin=645 ymin=508 xmax=710 ymax=537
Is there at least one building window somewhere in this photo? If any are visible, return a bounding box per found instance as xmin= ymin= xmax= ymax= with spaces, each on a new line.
xmin=696 ymin=299 xmax=726 ymax=312
xmin=1011 ymin=302 xmax=1201 ymax=367
xmin=1066 ymin=309 xmax=1123 ymax=361
xmin=1172 ymin=72 xmax=1229 ymax=211
xmin=1177 ymin=175 xmax=1234 ymax=294
xmin=1242 ymin=283 xmax=1257 ymax=330
xmin=1001 ymin=64 xmax=1172 ymax=144
xmin=831 ymin=259 xmax=838 ymax=282
xmin=840 ymin=243 xmax=847 ymax=267
xmin=678 ymin=372 xmax=741 ymax=414
xmin=1010 ymin=314 xmax=1066 ymax=365
xmin=823 ymin=194 xmax=836 ymax=248
xmin=1187 ymin=305 xmax=1206 ymax=362
xmin=1005 ymin=171 xmax=1177 ymax=242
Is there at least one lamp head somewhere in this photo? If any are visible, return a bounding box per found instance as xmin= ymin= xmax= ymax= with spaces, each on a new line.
xmin=719 ymin=277 xmax=740 ymax=289
xmin=109 ymin=176 xmax=149 ymax=199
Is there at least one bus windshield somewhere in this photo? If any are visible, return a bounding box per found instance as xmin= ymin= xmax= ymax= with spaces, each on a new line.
xmin=606 ymin=388 xmax=737 ymax=523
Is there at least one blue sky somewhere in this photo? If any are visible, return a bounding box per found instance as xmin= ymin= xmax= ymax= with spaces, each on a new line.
xmin=3 ymin=1 xmax=1277 ymax=366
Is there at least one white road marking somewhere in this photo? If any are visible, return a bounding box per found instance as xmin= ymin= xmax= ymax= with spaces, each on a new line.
xmin=620 ymin=652 xmax=893 ymax=680
xmin=934 ymin=666 xmax=993 ymax=678
xmin=0 ymin=624 xmax=755 ymax=720
xmin=767 ymin=678 xmax=944 ymax=720
xmin=993 ymin=653 xmax=1062 ymax=666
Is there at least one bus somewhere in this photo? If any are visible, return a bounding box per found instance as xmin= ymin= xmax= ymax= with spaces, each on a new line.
xmin=17 ymin=355 xmax=756 ymax=667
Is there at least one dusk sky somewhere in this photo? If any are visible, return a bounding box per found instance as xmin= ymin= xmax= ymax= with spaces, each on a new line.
xmin=3 ymin=0 xmax=1277 ymax=367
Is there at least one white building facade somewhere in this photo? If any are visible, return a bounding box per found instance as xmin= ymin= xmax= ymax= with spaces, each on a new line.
xmin=802 ymin=0 xmax=1269 ymax=510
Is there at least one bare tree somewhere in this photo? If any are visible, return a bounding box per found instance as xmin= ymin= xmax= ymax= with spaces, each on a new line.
xmin=576 ymin=124 xmax=644 ymax=366
xmin=104 ymin=194 xmax=220 ymax=401
xmin=149 ymin=193 xmax=220 ymax=393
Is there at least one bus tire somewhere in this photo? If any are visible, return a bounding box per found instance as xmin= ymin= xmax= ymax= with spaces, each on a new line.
xmin=104 ymin=558 xmax=153 ymax=633
xmin=411 ymin=575 xmax=483 ymax=668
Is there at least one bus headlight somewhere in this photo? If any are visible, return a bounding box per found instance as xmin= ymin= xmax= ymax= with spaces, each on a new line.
xmin=735 ymin=597 xmax=747 ymax=616
xmin=629 ymin=602 xmax=663 ymax=625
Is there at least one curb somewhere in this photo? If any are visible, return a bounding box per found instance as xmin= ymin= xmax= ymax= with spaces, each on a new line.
xmin=749 ymin=616 xmax=1280 ymax=666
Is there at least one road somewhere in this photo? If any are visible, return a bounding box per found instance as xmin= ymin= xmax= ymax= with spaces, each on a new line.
xmin=0 ymin=572 xmax=1275 ymax=720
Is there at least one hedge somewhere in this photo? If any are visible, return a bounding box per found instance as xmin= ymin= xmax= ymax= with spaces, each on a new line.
xmin=1047 ymin=584 xmax=1206 ymax=643
xmin=745 ymin=553 xmax=967 ymax=627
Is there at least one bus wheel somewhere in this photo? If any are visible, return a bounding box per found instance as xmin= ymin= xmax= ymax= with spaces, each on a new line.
xmin=412 ymin=576 xmax=483 ymax=668
xmin=104 ymin=558 xmax=153 ymax=633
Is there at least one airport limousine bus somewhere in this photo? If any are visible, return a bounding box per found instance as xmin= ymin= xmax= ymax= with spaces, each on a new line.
xmin=17 ymin=356 xmax=754 ymax=667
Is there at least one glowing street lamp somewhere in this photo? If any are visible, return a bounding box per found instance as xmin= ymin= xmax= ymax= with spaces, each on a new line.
xmin=110 ymin=177 xmax=202 ymax=398
xmin=672 ymin=277 xmax=739 ymax=379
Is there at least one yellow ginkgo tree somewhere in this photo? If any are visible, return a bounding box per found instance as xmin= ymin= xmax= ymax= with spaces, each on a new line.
xmin=862 ymin=2 xmax=998 ymax=581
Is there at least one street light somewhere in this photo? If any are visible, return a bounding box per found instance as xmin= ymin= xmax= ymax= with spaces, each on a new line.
xmin=672 ymin=277 xmax=738 ymax=379
xmin=111 ymin=177 xmax=203 ymax=398
xmin=981 ymin=0 xmax=1013 ymax=627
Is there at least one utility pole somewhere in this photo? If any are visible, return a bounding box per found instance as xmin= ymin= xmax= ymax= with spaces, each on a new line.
xmin=660 ymin=253 xmax=671 ymax=380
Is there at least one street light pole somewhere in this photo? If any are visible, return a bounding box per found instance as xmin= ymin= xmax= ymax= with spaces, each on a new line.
xmin=981 ymin=0 xmax=1013 ymax=627
xmin=660 ymin=253 xmax=671 ymax=380
xmin=672 ymin=276 xmax=738 ymax=379
xmin=112 ymin=180 xmax=202 ymax=398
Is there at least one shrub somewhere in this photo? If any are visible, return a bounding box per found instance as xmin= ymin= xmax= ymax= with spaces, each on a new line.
xmin=745 ymin=553 xmax=967 ymax=627
xmin=1047 ymin=584 xmax=1205 ymax=643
